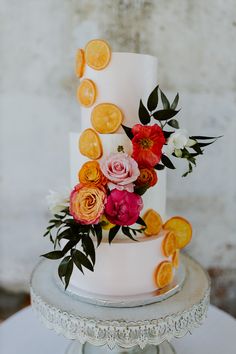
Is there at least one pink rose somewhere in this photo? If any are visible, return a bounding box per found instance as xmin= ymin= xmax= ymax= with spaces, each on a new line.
xmin=100 ymin=152 xmax=140 ymax=192
xmin=105 ymin=189 xmax=143 ymax=226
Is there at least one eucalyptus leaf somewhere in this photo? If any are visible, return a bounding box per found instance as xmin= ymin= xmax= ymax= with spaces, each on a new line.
xmin=82 ymin=236 xmax=96 ymax=265
xmin=41 ymin=250 xmax=64 ymax=259
xmin=72 ymin=249 xmax=94 ymax=272
xmin=121 ymin=124 xmax=134 ymax=140
xmin=167 ymin=119 xmax=179 ymax=129
xmin=138 ymin=100 xmax=151 ymax=125
xmin=198 ymin=140 xmax=217 ymax=147
xmin=154 ymin=163 xmax=165 ymax=170
xmin=147 ymin=85 xmax=159 ymax=111
xmin=161 ymin=154 xmax=176 ymax=169
xmin=108 ymin=225 xmax=120 ymax=244
xmin=152 ymin=109 xmax=179 ymax=121
xmin=58 ymin=256 xmax=71 ymax=280
xmin=190 ymin=135 xmax=222 ymax=140
xmin=93 ymin=224 xmax=102 ymax=247
xmin=122 ymin=227 xmax=137 ymax=241
xmin=136 ymin=216 xmax=146 ymax=227
xmin=134 ymin=185 xmax=149 ymax=196
xmin=160 ymin=89 xmax=170 ymax=109
xmin=170 ymin=93 xmax=179 ymax=110
xmin=64 ymin=259 xmax=73 ymax=289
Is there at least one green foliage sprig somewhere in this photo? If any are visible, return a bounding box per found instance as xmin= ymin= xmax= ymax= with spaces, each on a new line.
xmin=42 ymin=207 xmax=146 ymax=289
xmin=122 ymin=85 xmax=221 ymax=177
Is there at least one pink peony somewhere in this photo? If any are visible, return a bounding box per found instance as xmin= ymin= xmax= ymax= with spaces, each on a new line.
xmin=100 ymin=152 xmax=140 ymax=192
xmin=104 ymin=189 xmax=143 ymax=226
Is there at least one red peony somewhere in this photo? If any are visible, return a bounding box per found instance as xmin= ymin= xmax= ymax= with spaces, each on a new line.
xmin=131 ymin=124 xmax=165 ymax=168
xmin=104 ymin=189 xmax=143 ymax=226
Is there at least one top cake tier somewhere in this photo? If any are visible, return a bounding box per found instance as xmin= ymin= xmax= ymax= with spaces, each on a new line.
xmin=80 ymin=52 xmax=158 ymax=130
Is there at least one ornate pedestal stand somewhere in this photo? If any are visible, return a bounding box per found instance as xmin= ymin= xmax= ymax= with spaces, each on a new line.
xmin=30 ymin=255 xmax=210 ymax=354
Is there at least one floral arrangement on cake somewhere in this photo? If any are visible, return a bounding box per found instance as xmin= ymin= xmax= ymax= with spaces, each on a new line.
xmin=42 ymin=39 xmax=220 ymax=289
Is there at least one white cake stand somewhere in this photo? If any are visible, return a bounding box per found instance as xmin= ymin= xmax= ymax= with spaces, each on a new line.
xmin=30 ymin=254 xmax=210 ymax=354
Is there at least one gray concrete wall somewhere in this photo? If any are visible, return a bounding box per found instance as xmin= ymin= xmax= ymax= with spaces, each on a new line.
xmin=1 ymin=0 xmax=236 ymax=300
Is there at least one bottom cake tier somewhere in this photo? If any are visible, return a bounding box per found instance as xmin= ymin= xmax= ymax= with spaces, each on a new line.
xmin=68 ymin=232 xmax=177 ymax=297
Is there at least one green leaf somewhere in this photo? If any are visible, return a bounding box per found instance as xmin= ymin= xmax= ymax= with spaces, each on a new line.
xmin=167 ymin=119 xmax=179 ymax=129
xmin=191 ymin=143 xmax=203 ymax=155
xmin=147 ymin=85 xmax=159 ymax=111
xmin=136 ymin=216 xmax=146 ymax=227
xmin=161 ymin=154 xmax=176 ymax=169
xmin=198 ymin=140 xmax=217 ymax=147
xmin=138 ymin=100 xmax=151 ymax=125
xmin=134 ymin=185 xmax=149 ymax=196
xmin=72 ymin=249 xmax=94 ymax=272
xmin=190 ymin=135 xmax=222 ymax=140
xmin=170 ymin=93 xmax=179 ymax=110
xmin=57 ymin=228 xmax=72 ymax=241
xmin=93 ymin=224 xmax=103 ymax=247
xmin=58 ymin=256 xmax=71 ymax=280
xmin=64 ymin=259 xmax=73 ymax=289
xmin=160 ymin=89 xmax=170 ymax=109
xmin=121 ymin=124 xmax=134 ymax=140
xmin=43 ymin=230 xmax=50 ymax=237
xmin=154 ymin=163 xmax=165 ymax=170
xmin=62 ymin=239 xmax=78 ymax=255
xmin=152 ymin=109 xmax=179 ymax=121
xmin=41 ymin=250 xmax=64 ymax=260
xmin=108 ymin=225 xmax=120 ymax=244
xmin=82 ymin=236 xmax=96 ymax=265
xmin=122 ymin=227 xmax=137 ymax=241
xmin=163 ymin=130 xmax=174 ymax=139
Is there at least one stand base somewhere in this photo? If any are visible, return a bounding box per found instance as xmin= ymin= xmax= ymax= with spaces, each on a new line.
xmin=66 ymin=341 xmax=176 ymax=354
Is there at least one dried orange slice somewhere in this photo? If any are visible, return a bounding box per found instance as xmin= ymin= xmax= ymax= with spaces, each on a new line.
xmin=75 ymin=49 xmax=85 ymax=78
xmin=79 ymin=129 xmax=103 ymax=160
xmin=143 ymin=209 xmax=163 ymax=237
xmin=154 ymin=261 xmax=174 ymax=289
xmin=163 ymin=216 xmax=192 ymax=249
xmin=85 ymin=39 xmax=111 ymax=70
xmin=91 ymin=103 xmax=123 ymax=133
xmin=162 ymin=231 xmax=177 ymax=257
xmin=77 ymin=79 xmax=97 ymax=107
xmin=172 ymin=249 xmax=180 ymax=268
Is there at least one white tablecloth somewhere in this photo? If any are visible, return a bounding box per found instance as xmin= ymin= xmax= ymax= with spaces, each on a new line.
xmin=0 ymin=305 xmax=236 ymax=353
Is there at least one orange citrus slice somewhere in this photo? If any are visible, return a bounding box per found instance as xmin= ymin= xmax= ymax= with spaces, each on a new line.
xmin=79 ymin=129 xmax=103 ymax=160
xmin=85 ymin=39 xmax=111 ymax=70
xmin=77 ymin=79 xmax=97 ymax=107
xmin=163 ymin=216 xmax=192 ymax=249
xmin=154 ymin=261 xmax=174 ymax=289
xmin=162 ymin=231 xmax=177 ymax=257
xmin=91 ymin=103 xmax=123 ymax=133
xmin=75 ymin=49 xmax=85 ymax=78
xmin=172 ymin=249 xmax=180 ymax=268
xmin=143 ymin=209 xmax=163 ymax=237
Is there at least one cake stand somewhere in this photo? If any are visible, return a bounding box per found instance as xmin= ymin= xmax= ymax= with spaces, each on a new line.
xmin=30 ymin=254 xmax=210 ymax=354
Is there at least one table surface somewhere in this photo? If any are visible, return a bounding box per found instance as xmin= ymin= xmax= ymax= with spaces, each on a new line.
xmin=0 ymin=305 xmax=236 ymax=354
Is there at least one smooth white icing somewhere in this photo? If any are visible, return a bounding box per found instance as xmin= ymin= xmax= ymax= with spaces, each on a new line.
xmin=68 ymin=51 xmax=169 ymax=296
xmin=69 ymin=232 xmax=174 ymax=296
xmin=69 ymin=132 xmax=166 ymax=218
xmin=81 ymin=52 xmax=158 ymax=130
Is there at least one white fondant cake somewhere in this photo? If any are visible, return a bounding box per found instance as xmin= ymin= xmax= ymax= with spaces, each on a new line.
xmin=69 ymin=232 xmax=173 ymax=296
xmin=69 ymin=49 xmax=170 ymax=296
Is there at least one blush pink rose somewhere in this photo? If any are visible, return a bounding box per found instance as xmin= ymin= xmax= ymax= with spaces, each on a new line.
xmin=100 ymin=152 xmax=140 ymax=192
xmin=104 ymin=189 xmax=143 ymax=226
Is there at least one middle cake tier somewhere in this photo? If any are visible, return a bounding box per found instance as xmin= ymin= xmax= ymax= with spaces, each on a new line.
xmin=70 ymin=132 xmax=166 ymax=221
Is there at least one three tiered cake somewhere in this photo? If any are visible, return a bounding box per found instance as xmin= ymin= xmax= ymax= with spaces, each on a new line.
xmin=43 ymin=39 xmax=218 ymax=298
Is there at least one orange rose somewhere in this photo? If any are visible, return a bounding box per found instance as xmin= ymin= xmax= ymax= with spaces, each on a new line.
xmin=70 ymin=184 xmax=107 ymax=224
xmin=78 ymin=161 xmax=107 ymax=187
xmin=135 ymin=168 xmax=158 ymax=188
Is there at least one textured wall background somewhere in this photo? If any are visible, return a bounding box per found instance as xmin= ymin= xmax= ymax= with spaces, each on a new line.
xmin=1 ymin=0 xmax=236 ymax=310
